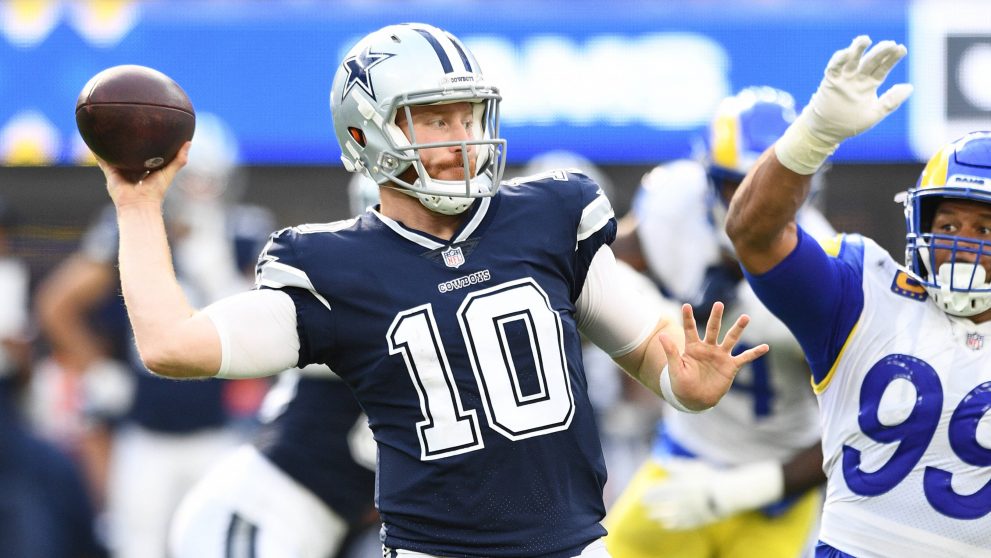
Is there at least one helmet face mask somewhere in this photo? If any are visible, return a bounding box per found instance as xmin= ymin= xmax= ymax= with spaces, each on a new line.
xmin=902 ymin=131 xmax=991 ymax=317
xmin=330 ymin=24 xmax=507 ymax=215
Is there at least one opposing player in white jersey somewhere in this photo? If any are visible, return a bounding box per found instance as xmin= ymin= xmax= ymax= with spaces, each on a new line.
xmin=92 ymin=23 xmax=769 ymax=558
xmin=606 ymin=87 xmax=830 ymax=558
xmin=727 ymin=36 xmax=991 ymax=557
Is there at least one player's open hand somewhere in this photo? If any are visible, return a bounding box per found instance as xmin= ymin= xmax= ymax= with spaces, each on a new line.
xmin=657 ymin=302 xmax=768 ymax=411
xmin=806 ymin=36 xmax=912 ymax=144
xmin=99 ymin=141 xmax=190 ymax=210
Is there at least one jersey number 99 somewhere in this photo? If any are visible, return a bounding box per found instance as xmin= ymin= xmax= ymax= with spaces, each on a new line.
xmin=843 ymin=353 xmax=991 ymax=520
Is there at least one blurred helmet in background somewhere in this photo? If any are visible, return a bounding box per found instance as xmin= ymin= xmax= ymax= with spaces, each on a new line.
xmin=704 ymin=86 xmax=796 ymax=185
xmin=521 ymin=150 xmax=615 ymax=201
xmin=173 ymin=111 xmax=242 ymax=203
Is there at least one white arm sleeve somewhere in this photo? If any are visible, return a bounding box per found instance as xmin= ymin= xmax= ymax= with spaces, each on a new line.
xmin=576 ymin=245 xmax=675 ymax=357
xmin=201 ymin=289 xmax=301 ymax=378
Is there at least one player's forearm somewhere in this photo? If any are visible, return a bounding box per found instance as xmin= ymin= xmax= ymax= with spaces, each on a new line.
xmin=781 ymin=441 xmax=827 ymax=498
xmin=614 ymin=321 xmax=669 ymax=398
xmin=614 ymin=317 xmax=683 ymax=400
xmin=37 ymin=303 xmax=108 ymax=370
xmin=116 ymin=203 xmax=219 ymax=378
xmin=725 ymin=147 xmax=807 ymax=274
xmin=35 ymin=259 xmax=114 ymax=370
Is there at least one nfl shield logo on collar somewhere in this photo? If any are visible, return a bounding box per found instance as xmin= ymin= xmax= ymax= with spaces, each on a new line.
xmin=966 ymin=332 xmax=984 ymax=351
xmin=442 ymin=246 xmax=466 ymax=268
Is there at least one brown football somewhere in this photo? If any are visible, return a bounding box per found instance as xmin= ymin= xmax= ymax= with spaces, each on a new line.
xmin=75 ymin=65 xmax=195 ymax=174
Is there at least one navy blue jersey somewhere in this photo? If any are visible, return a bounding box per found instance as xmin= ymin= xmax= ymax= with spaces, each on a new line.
xmin=256 ymin=173 xmax=616 ymax=557
xmin=254 ymin=374 xmax=376 ymax=526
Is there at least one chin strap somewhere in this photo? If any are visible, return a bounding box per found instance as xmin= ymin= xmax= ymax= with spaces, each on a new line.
xmin=395 ymin=186 xmax=476 ymax=215
xmin=929 ymin=262 xmax=991 ymax=317
xmin=416 ymin=192 xmax=476 ymax=215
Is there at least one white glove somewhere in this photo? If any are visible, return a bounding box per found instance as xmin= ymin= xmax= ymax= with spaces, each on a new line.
xmin=776 ymin=36 xmax=913 ymax=175
xmin=642 ymin=458 xmax=784 ymax=530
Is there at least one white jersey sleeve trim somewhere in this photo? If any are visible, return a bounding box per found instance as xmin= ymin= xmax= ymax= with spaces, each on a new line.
xmin=576 ymin=246 xmax=668 ymax=357
xmin=202 ymin=289 xmax=301 ymax=379
xmin=256 ymin=260 xmax=331 ymax=311
xmin=577 ymin=192 xmax=615 ymax=242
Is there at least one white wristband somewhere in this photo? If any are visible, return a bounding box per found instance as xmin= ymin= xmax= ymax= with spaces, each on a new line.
xmin=659 ymin=364 xmax=702 ymax=414
xmin=774 ymin=117 xmax=839 ymax=176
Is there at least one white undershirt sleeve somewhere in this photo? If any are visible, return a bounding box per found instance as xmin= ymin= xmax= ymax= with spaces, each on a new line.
xmin=201 ymin=289 xmax=301 ymax=378
xmin=576 ymin=245 xmax=675 ymax=357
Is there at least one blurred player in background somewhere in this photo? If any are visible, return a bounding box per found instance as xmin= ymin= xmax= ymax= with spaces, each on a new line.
xmin=727 ymin=37 xmax=990 ymax=557
xmin=169 ymin=363 xmax=378 ymax=558
xmin=168 ymin=174 xmax=380 ymax=558
xmin=0 ymin=196 xmax=107 ymax=558
xmin=95 ymin=22 xmax=767 ymax=558
xmin=35 ymin=113 xmax=274 ymax=558
xmin=606 ymin=87 xmax=829 ymax=558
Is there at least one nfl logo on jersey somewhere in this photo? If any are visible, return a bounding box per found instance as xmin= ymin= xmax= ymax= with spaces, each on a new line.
xmin=442 ymin=246 xmax=465 ymax=268
xmin=966 ymin=332 xmax=984 ymax=351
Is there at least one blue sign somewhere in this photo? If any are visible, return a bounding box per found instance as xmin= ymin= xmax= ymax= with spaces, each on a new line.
xmin=0 ymin=1 xmax=914 ymax=165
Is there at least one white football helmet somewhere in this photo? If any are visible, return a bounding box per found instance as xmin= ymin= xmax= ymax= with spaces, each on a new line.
xmin=901 ymin=131 xmax=991 ymax=317
xmin=330 ymin=23 xmax=506 ymax=215
xmin=174 ymin=111 xmax=241 ymax=202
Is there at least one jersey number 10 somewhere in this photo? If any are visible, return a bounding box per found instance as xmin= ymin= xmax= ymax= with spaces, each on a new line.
xmin=388 ymin=278 xmax=576 ymax=461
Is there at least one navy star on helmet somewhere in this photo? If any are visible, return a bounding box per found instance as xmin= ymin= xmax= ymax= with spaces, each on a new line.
xmin=330 ymin=23 xmax=507 ymax=215
xmin=341 ymin=48 xmax=394 ymax=101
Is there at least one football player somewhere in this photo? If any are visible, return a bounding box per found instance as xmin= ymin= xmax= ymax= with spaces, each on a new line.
xmin=95 ymin=23 xmax=768 ymax=557
xmin=605 ymin=87 xmax=830 ymax=558
xmin=0 ymin=198 xmax=107 ymax=558
xmin=36 ymin=113 xmax=271 ymax=558
xmin=726 ymin=37 xmax=991 ymax=557
xmin=168 ymin=364 xmax=378 ymax=558
xmin=168 ymin=176 xmax=381 ymax=558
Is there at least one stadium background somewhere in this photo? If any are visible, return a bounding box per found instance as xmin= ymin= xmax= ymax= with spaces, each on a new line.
xmin=0 ymin=0 xmax=988 ymax=284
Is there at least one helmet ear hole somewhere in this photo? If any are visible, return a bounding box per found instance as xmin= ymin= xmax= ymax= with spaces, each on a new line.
xmin=348 ymin=127 xmax=366 ymax=147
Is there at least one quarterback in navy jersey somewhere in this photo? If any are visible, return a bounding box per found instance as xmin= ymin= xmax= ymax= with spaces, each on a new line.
xmin=94 ymin=23 xmax=767 ymax=558
xmin=257 ymin=172 xmax=619 ymax=555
